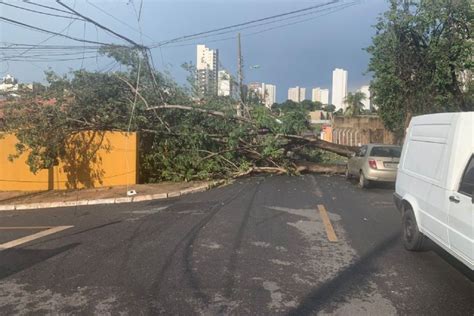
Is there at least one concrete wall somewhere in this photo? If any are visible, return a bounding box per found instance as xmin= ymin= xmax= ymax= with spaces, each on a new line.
xmin=331 ymin=116 xmax=396 ymax=146
xmin=0 ymin=131 xmax=137 ymax=191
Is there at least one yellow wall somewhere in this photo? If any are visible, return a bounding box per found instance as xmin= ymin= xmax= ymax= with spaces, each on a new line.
xmin=0 ymin=132 xmax=137 ymax=191
xmin=321 ymin=126 xmax=333 ymax=143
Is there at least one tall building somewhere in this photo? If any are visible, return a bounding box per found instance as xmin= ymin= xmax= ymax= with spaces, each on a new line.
xmin=217 ymin=70 xmax=232 ymax=97
xmin=248 ymin=82 xmax=263 ymax=99
xmin=262 ymin=83 xmax=276 ymax=108
xmin=358 ymin=85 xmax=371 ymax=110
xmin=320 ymin=89 xmax=329 ymax=105
xmin=196 ymin=44 xmax=218 ymax=97
xmin=288 ymin=86 xmax=306 ymax=102
xmin=331 ymin=68 xmax=348 ymax=111
xmin=311 ymin=87 xmax=329 ymax=105
xmin=248 ymin=82 xmax=276 ymax=107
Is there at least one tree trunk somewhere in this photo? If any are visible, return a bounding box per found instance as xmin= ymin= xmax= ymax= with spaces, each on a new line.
xmin=295 ymin=161 xmax=345 ymax=174
xmin=283 ymin=135 xmax=359 ymax=157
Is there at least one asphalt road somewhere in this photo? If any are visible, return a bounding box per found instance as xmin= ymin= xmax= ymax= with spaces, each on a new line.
xmin=0 ymin=175 xmax=472 ymax=315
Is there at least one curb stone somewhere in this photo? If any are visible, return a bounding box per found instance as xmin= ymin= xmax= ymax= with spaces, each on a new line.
xmin=0 ymin=180 xmax=227 ymax=212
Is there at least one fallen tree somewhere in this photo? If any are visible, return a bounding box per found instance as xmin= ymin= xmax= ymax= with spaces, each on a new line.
xmin=2 ymin=50 xmax=358 ymax=182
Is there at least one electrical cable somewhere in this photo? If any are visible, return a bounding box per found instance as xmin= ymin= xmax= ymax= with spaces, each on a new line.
xmin=84 ymin=0 xmax=154 ymax=42
xmin=56 ymin=0 xmax=144 ymax=48
xmin=22 ymin=0 xmax=78 ymax=15
xmin=158 ymin=1 xmax=354 ymax=48
xmin=161 ymin=2 xmax=356 ymax=49
xmin=150 ymin=0 xmax=340 ymax=47
xmin=0 ymin=16 xmax=118 ymax=46
xmin=0 ymin=2 xmax=86 ymax=20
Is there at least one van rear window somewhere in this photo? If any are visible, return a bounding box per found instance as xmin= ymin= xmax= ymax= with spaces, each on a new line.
xmin=370 ymin=146 xmax=401 ymax=158
xmin=459 ymin=156 xmax=474 ymax=197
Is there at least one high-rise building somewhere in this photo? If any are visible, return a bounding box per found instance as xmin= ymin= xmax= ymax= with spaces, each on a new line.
xmin=358 ymin=85 xmax=371 ymax=110
xmin=331 ymin=68 xmax=348 ymax=111
xmin=312 ymin=88 xmax=321 ymax=102
xmin=196 ymin=44 xmax=218 ymax=97
xmin=248 ymin=82 xmax=276 ymax=107
xmin=288 ymin=86 xmax=306 ymax=102
xmin=311 ymin=87 xmax=329 ymax=105
xmin=217 ymin=70 xmax=232 ymax=97
xmin=248 ymin=82 xmax=263 ymax=99
xmin=320 ymin=89 xmax=329 ymax=105
xmin=262 ymin=83 xmax=276 ymax=108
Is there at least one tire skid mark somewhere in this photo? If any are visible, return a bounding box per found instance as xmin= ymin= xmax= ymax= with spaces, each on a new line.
xmin=222 ymin=180 xmax=262 ymax=300
xmin=182 ymin=181 xmax=256 ymax=306
xmin=147 ymin=181 xmax=252 ymax=312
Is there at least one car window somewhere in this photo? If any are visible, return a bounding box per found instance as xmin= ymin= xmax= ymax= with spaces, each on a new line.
xmin=370 ymin=146 xmax=401 ymax=158
xmin=459 ymin=155 xmax=474 ymax=197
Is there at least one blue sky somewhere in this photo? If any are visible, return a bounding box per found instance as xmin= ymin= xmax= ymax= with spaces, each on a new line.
xmin=0 ymin=0 xmax=388 ymax=102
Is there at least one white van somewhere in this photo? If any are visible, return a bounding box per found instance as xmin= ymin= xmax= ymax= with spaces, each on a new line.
xmin=394 ymin=112 xmax=473 ymax=270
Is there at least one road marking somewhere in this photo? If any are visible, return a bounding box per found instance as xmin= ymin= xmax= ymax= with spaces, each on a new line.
xmin=0 ymin=226 xmax=73 ymax=251
xmin=317 ymin=205 xmax=338 ymax=242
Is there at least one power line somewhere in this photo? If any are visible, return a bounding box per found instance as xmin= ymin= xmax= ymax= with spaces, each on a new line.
xmin=151 ymin=0 xmax=340 ymax=47
xmin=85 ymin=0 xmax=155 ymax=42
xmin=161 ymin=2 xmax=356 ymax=49
xmin=56 ymin=0 xmax=144 ymax=48
xmin=0 ymin=16 xmax=118 ymax=46
xmin=0 ymin=2 xmax=86 ymax=21
xmin=21 ymin=0 xmax=78 ymax=15
xmin=0 ymin=43 xmax=103 ymax=50
xmin=15 ymin=18 xmax=79 ymax=58
xmin=1 ymin=55 xmax=105 ymax=62
xmin=161 ymin=1 xmax=355 ymax=48
xmin=1 ymin=51 xmax=99 ymax=59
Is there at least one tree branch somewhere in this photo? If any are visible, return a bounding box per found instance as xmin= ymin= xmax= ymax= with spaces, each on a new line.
xmin=147 ymin=104 xmax=254 ymax=124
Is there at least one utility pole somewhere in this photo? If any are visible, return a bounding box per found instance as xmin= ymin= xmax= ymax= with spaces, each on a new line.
xmin=237 ymin=33 xmax=244 ymax=117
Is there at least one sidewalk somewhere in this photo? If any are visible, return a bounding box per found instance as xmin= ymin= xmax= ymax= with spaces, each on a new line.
xmin=0 ymin=180 xmax=225 ymax=211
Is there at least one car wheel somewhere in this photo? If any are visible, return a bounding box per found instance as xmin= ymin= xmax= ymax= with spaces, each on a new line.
xmin=402 ymin=205 xmax=425 ymax=251
xmin=358 ymin=171 xmax=369 ymax=188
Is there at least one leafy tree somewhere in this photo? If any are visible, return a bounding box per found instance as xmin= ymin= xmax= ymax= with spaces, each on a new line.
xmin=300 ymin=100 xmax=322 ymax=111
xmin=3 ymin=47 xmax=357 ymax=181
xmin=367 ymin=0 xmax=473 ymax=138
xmin=323 ymin=104 xmax=336 ymax=113
xmin=344 ymin=92 xmax=366 ymax=117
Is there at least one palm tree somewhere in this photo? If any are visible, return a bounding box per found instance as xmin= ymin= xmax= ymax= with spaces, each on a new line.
xmin=344 ymin=92 xmax=366 ymax=117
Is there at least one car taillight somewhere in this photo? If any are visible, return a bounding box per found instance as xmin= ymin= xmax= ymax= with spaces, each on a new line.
xmin=368 ymin=159 xmax=378 ymax=169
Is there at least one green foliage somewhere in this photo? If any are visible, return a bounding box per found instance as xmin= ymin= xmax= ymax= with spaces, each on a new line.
xmin=273 ymin=100 xmax=323 ymax=112
xmin=323 ymin=104 xmax=336 ymax=113
xmin=3 ymin=47 xmax=331 ymax=182
xmin=298 ymin=148 xmax=347 ymax=164
xmin=344 ymin=91 xmax=366 ymax=117
xmin=367 ymin=0 xmax=473 ymax=138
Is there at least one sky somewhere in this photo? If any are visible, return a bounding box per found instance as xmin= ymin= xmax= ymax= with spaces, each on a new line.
xmin=0 ymin=0 xmax=389 ymax=102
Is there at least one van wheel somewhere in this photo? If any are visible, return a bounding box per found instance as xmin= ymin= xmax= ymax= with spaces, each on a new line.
xmin=402 ymin=206 xmax=425 ymax=251
xmin=358 ymin=172 xmax=369 ymax=188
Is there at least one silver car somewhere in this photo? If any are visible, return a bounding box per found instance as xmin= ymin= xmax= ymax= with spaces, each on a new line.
xmin=346 ymin=144 xmax=402 ymax=188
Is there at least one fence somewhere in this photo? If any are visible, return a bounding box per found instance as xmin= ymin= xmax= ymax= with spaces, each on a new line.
xmin=0 ymin=131 xmax=137 ymax=191
xmin=331 ymin=116 xmax=396 ymax=146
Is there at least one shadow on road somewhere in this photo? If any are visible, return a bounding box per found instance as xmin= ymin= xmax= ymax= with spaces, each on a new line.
xmin=423 ymin=239 xmax=474 ymax=281
xmin=0 ymin=243 xmax=80 ymax=280
xmin=288 ymin=233 xmax=400 ymax=316
xmin=346 ymin=178 xmax=395 ymax=191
